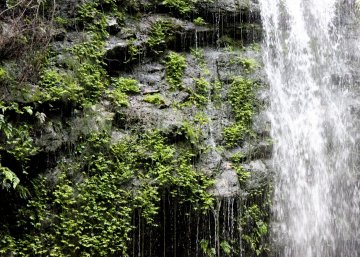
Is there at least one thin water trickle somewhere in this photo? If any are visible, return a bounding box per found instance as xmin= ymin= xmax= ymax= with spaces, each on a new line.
xmin=259 ymin=0 xmax=360 ymax=256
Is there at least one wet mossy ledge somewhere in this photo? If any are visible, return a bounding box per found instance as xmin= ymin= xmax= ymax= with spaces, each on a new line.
xmin=0 ymin=0 xmax=272 ymax=256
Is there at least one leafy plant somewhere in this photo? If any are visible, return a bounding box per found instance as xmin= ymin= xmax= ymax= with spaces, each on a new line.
xmin=147 ymin=20 xmax=178 ymax=55
xmin=188 ymin=77 xmax=210 ymax=106
xmin=0 ymin=166 xmax=20 ymax=190
xmin=108 ymin=77 xmax=140 ymax=107
xmin=223 ymin=77 xmax=258 ymax=147
xmin=0 ymin=67 xmax=6 ymax=80
xmin=126 ymin=38 xmax=142 ymax=63
xmin=220 ymin=240 xmax=232 ymax=256
xmin=163 ymin=0 xmax=193 ymax=14
xmin=200 ymin=239 xmax=216 ymax=257
xmin=238 ymin=57 xmax=258 ymax=73
xmin=2 ymin=131 xmax=214 ymax=256
xmin=191 ymin=48 xmax=206 ymax=68
xmin=194 ymin=17 xmax=207 ymax=26
xmin=165 ymin=52 xmax=187 ymax=89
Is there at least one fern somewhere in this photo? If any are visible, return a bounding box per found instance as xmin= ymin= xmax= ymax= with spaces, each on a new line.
xmin=0 ymin=165 xmax=20 ymax=189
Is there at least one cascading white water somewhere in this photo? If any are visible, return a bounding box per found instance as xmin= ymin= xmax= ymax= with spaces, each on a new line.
xmin=259 ymin=0 xmax=360 ymax=256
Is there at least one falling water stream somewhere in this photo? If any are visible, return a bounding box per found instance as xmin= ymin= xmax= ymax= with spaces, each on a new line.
xmin=259 ymin=0 xmax=360 ymax=256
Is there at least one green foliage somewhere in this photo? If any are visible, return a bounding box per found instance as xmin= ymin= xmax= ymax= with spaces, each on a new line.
xmin=36 ymin=39 xmax=109 ymax=105
xmin=147 ymin=20 xmax=178 ymax=55
xmin=223 ymin=77 xmax=257 ymax=147
xmin=235 ymin=165 xmax=250 ymax=185
xmin=238 ymin=58 xmax=258 ymax=74
xmin=108 ymin=77 xmax=140 ymax=107
xmin=143 ymin=93 xmax=166 ymax=106
xmin=163 ymin=0 xmax=193 ymax=14
xmin=125 ymin=38 xmax=142 ymax=63
xmin=188 ymin=77 xmax=210 ymax=106
xmin=223 ymin=123 xmax=248 ymax=148
xmin=1 ymin=131 xmax=214 ymax=256
xmin=241 ymin=204 xmax=270 ymax=256
xmin=38 ymin=69 xmax=83 ymax=102
xmin=77 ymin=0 xmax=122 ymax=40
xmin=228 ymin=77 xmax=256 ymax=123
xmin=232 ymin=162 xmax=271 ymax=257
xmin=178 ymin=121 xmax=203 ymax=146
xmin=220 ymin=240 xmax=232 ymax=256
xmin=194 ymin=17 xmax=207 ymax=26
xmin=250 ymin=43 xmax=261 ymax=52
xmin=0 ymin=103 xmax=38 ymax=193
xmin=108 ymin=88 xmax=129 ymax=107
xmin=191 ymin=48 xmax=206 ymax=68
xmin=165 ymin=52 xmax=187 ymax=89
xmin=218 ymin=35 xmax=240 ymax=49
xmin=200 ymin=239 xmax=216 ymax=257
xmin=112 ymin=77 xmax=140 ymax=94
xmin=0 ymin=112 xmax=38 ymax=164
xmin=0 ymin=67 xmax=6 ymax=80
xmin=0 ymin=166 xmax=20 ymax=190
xmin=194 ymin=112 xmax=209 ymax=125
xmin=212 ymin=79 xmax=223 ymax=104
xmin=69 ymin=40 xmax=108 ymax=103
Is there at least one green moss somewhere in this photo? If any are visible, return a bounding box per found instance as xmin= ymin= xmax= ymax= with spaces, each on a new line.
xmin=143 ymin=93 xmax=166 ymax=106
xmin=165 ymin=51 xmax=187 ymax=89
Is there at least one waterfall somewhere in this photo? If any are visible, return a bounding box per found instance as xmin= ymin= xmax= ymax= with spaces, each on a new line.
xmin=259 ymin=0 xmax=360 ymax=256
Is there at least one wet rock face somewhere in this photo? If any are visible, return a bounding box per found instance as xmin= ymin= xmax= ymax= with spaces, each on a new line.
xmin=210 ymin=167 xmax=240 ymax=197
xmin=115 ymin=42 xmax=271 ymax=197
xmin=103 ymin=0 xmax=263 ymax=73
xmin=197 ymin=0 xmax=260 ymax=15
xmin=0 ymin=1 xmax=274 ymax=256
